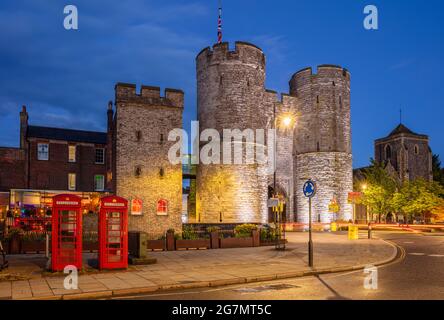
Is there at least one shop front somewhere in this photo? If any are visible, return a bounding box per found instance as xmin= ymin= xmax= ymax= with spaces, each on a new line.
xmin=7 ymin=189 xmax=109 ymax=231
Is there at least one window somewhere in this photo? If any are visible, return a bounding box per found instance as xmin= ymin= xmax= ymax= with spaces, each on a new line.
xmin=136 ymin=130 xmax=142 ymax=142
xmin=157 ymin=199 xmax=168 ymax=216
xmin=95 ymin=148 xmax=105 ymax=164
xmin=414 ymin=145 xmax=419 ymax=155
xmin=37 ymin=143 xmax=49 ymax=161
xmin=94 ymin=175 xmax=105 ymax=191
xmin=68 ymin=145 xmax=76 ymax=163
xmin=385 ymin=145 xmax=392 ymax=159
xmin=68 ymin=173 xmax=76 ymax=191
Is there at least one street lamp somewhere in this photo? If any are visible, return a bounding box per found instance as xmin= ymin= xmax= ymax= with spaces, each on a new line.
xmin=272 ymin=106 xmax=295 ymax=251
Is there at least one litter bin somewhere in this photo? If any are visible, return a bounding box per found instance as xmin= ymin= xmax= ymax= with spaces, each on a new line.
xmin=348 ymin=225 xmax=359 ymax=240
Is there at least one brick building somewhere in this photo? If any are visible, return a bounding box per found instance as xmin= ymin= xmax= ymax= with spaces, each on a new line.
xmin=0 ymin=105 xmax=113 ymax=216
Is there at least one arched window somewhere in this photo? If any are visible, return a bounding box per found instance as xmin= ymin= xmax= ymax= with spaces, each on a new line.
xmin=157 ymin=199 xmax=168 ymax=216
xmin=385 ymin=145 xmax=392 ymax=159
xmin=414 ymin=145 xmax=419 ymax=155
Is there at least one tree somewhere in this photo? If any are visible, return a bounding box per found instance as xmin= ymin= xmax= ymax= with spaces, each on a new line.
xmin=392 ymin=179 xmax=444 ymax=223
xmin=361 ymin=159 xmax=399 ymax=222
xmin=432 ymin=154 xmax=444 ymax=187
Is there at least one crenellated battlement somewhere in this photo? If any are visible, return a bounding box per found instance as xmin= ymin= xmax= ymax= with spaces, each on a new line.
xmin=115 ymin=83 xmax=184 ymax=108
xmin=290 ymin=65 xmax=350 ymax=84
xmin=265 ymin=89 xmax=298 ymax=105
xmin=196 ymin=41 xmax=265 ymax=69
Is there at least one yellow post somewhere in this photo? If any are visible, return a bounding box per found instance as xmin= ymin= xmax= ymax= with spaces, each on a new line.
xmin=348 ymin=224 xmax=359 ymax=240
xmin=331 ymin=222 xmax=337 ymax=232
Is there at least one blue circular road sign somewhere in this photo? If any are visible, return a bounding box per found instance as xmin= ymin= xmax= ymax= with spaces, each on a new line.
xmin=303 ymin=180 xmax=316 ymax=198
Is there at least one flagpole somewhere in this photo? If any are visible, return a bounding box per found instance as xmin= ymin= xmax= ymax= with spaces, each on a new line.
xmin=217 ymin=0 xmax=222 ymax=43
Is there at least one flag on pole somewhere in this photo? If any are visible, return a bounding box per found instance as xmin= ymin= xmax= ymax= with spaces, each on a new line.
xmin=217 ymin=3 xmax=222 ymax=43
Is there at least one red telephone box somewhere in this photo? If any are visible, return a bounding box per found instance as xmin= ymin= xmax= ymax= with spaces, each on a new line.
xmin=98 ymin=196 xmax=128 ymax=270
xmin=51 ymin=194 xmax=82 ymax=272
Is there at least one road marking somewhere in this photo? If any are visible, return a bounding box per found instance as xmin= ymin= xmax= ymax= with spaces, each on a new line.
xmin=408 ymin=253 xmax=425 ymax=256
xmin=428 ymin=254 xmax=444 ymax=257
xmin=403 ymin=242 xmax=414 ymax=244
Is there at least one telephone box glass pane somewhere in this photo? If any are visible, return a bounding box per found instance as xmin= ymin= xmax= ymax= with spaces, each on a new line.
xmin=106 ymin=211 xmax=123 ymax=262
xmin=58 ymin=210 xmax=78 ymax=261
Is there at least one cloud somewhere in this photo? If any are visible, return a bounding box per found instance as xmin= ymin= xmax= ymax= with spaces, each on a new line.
xmin=389 ymin=58 xmax=415 ymax=71
xmin=0 ymin=1 xmax=209 ymax=146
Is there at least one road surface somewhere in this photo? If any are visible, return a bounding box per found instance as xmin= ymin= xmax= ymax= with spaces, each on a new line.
xmin=113 ymin=232 xmax=444 ymax=300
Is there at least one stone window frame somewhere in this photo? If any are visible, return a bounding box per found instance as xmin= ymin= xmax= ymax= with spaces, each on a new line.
xmin=157 ymin=199 xmax=168 ymax=216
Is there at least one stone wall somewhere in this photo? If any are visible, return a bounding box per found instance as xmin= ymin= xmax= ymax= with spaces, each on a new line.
xmin=290 ymin=65 xmax=353 ymax=223
xmin=295 ymin=152 xmax=353 ymax=223
xmin=114 ymin=83 xmax=183 ymax=237
xmin=196 ymin=42 xmax=270 ymax=223
xmin=375 ymin=134 xmax=432 ymax=182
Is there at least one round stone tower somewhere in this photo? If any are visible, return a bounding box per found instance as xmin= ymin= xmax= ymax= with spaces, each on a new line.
xmin=196 ymin=42 xmax=269 ymax=224
xmin=289 ymin=65 xmax=353 ymax=223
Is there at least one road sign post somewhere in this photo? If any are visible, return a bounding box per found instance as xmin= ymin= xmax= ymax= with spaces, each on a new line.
xmin=303 ymin=180 xmax=316 ymax=268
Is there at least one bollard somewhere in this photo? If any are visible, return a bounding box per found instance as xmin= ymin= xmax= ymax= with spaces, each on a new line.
xmin=368 ymin=223 xmax=372 ymax=239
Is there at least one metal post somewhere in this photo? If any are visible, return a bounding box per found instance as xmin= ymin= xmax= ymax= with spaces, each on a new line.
xmin=308 ymin=197 xmax=313 ymax=267
xmin=45 ymin=233 xmax=49 ymax=259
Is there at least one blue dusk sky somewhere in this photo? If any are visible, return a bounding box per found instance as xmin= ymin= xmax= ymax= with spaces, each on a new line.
xmin=0 ymin=0 xmax=443 ymax=168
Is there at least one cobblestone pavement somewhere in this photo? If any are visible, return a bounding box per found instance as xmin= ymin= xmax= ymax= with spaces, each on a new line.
xmin=0 ymin=232 xmax=396 ymax=300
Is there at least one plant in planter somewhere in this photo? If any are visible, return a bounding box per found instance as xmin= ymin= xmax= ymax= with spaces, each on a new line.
xmin=182 ymin=225 xmax=199 ymax=240
xmin=6 ymin=227 xmax=23 ymax=254
xmin=234 ymin=224 xmax=257 ymax=238
xmin=260 ymin=225 xmax=278 ymax=242
xmin=21 ymin=231 xmax=46 ymax=253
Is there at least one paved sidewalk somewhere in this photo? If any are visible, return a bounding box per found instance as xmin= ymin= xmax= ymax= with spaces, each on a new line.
xmin=0 ymin=232 xmax=397 ymax=300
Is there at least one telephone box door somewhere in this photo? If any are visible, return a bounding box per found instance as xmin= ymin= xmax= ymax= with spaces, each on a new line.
xmin=99 ymin=196 xmax=128 ymax=270
xmin=51 ymin=194 xmax=82 ymax=272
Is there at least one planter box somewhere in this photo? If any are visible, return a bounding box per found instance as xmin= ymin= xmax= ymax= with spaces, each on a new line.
xmin=8 ymin=235 xmax=21 ymax=254
xmin=147 ymin=240 xmax=166 ymax=251
xmin=176 ymin=239 xmax=210 ymax=250
xmin=252 ymin=230 xmax=260 ymax=247
xmin=220 ymin=237 xmax=253 ymax=249
xmin=21 ymin=241 xmax=46 ymax=253
xmin=210 ymin=232 xmax=220 ymax=249
xmin=166 ymin=232 xmax=175 ymax=251
xmin=83 ymin=242 xmax=99 ymax=252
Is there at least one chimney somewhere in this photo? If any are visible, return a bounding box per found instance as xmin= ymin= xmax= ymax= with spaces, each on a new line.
xmin=20 ymin=105 xmax=28 ymax=149
xmin=107 ymin=101 xmax=114 ymax=132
